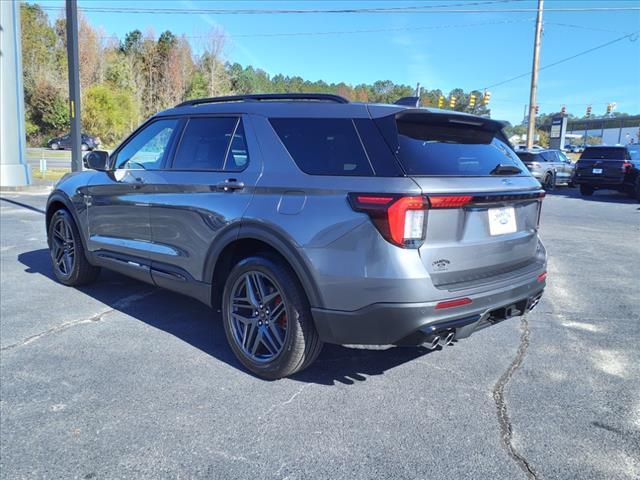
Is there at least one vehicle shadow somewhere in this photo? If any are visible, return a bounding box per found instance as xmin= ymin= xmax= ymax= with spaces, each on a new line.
xmin=18 ymin=248 xmax=435 ymax=385
xmin=547 ymin=186 xmax=637 ymax=204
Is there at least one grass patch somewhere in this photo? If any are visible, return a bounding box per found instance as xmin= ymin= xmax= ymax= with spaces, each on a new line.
xmin=31 ymin=167 xmax=70 ymax=182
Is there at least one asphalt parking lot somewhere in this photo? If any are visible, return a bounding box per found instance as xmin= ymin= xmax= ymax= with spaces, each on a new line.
xmin=1 ymin=188 xmax=638 ymax=480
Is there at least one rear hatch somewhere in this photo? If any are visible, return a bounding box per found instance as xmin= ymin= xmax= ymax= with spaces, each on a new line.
xmin=373 ymin=109 xmax=545 ymax=290
xmin=575 ymin=147 xmax=628 ymax=183
xmin=515 ymin=151 xmax=541 ymax=172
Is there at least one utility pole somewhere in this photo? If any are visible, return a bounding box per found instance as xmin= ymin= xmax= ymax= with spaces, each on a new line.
xmin=526 ymin=0 xmax=544 ymax=149
xmin=65 ymin=0 xmax=82 ymax=172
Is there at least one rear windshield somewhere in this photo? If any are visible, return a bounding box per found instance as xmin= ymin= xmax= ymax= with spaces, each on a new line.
xmin=516 ymin=152 xmax=540 ymax=163
xmin=389 ymin=118 xmax=526 ymax=176
xmin=580 ymin=147 xmax=628 ymax=160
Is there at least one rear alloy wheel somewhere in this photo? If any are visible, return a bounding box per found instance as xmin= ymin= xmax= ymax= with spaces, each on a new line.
xmin=634 ymin=177 xmax=640 ymax=202
xmin=222 ymin=255 xmax=322 ymax=379
xmin=48 ymin=209 xmax=100 ymax=286
xmin=50 ymin=142 xmax=59 ymax=150
xmin=543 ymin=173 xmax=556 ymax=191
xmin=580 ymin=185 xmax=594 ymax=196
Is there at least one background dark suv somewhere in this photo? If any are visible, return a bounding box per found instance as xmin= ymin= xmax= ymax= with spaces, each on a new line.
xmin=46 ymin=93 xmax=546 ymax=379
xmin=573 ymin=145 xmax=640 ymax=199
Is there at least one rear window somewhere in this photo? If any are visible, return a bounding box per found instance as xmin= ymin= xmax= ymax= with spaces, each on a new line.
xmin=390 ymin=118 xmax=525 ymax=176
xmin=580 ymin=147 xmax=628 ymax=160
xmin=270 ymin=118 xmax=374 ymax=176
xmin=516 ymin=152 xmax=541 ymax=163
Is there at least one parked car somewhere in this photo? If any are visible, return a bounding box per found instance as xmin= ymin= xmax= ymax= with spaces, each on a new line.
xmin=516 ymin=149 xmax=575 ymax=189
xmin=47 ymin=133 xmax=100 ymax=151
xmin=45 ymin=93 xmax=547 ymax=379
xmin=514 ymin=144 xmax=543 ymax=151
xmin=564 ymin=144 xmax=581 ymax=153
xmin=573 ymin=145 xmax=640 ymax=199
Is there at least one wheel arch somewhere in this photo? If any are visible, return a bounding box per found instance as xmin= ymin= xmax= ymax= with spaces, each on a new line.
xmin=205 ymin=222 xmax=323 ymax=310
xmin=45 ymin=192 xmax=89 ymax=252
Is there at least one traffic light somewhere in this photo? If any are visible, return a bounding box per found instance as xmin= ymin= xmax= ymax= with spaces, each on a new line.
xmin=469 ymin=94 xmax=476 ymax=108
xmin=482 ymin=90 xmax=491 ymax=105
xmin=561 ymin=105 xmax=566 ymax=115
xmin=437 ymin=96 xmax=444 ymax=108
xmin=534 ymin=104 xmax=539 ymax=114
xmin=586 ymin=105 xmax=592 ymax=117
xmin=606 ymin=103 xmax=612 ymax=115
xmin=449 ymin=96 xmax=457 ymax=109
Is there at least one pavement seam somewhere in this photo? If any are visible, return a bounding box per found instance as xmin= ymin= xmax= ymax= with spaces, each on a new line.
xmin=493 ymin=312 xmax=539 ymax=480
xmin=0 ymin=290 xmax=156 ymax=352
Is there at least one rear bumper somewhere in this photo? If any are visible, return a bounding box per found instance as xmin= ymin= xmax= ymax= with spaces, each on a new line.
xmin=573 ymin=176 xmax=624 ymax=186
xmin=312 ymin=278 xmax=545 ymax=345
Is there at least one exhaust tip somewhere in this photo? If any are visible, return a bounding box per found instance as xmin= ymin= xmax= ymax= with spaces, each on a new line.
xmin=426 ymin=335 xmax=440 ymax=349
xmin=443 ymin=331 xmax=456 ymax=345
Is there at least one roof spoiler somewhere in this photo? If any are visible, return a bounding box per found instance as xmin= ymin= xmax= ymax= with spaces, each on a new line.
xmin=394 ymin=96 xmax=421 ymax=107
xmin=396 ymin=109 xmax=507 ymax=131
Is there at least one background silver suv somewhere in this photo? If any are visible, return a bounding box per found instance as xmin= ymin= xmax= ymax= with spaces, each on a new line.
xmin=46 ymin=93 xmax=547 ymax=379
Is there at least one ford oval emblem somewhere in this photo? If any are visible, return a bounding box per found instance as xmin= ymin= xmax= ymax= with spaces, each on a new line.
xmin=501 ymin=178 xmax=513 ymax=185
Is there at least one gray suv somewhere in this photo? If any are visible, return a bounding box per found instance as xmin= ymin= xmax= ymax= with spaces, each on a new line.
xmin=516 ymin=148 xmax=575 ymax=189
xmin=46 ymin=93 xmax=547 ymax=379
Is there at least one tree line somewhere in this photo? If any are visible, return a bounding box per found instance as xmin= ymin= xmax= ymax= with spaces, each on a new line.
xmin=21 ymin=3 xmax=494 ymax=147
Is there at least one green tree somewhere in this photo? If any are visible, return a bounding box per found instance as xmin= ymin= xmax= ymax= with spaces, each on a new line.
xmin=83 ymin=84 xmax=136 ymax=145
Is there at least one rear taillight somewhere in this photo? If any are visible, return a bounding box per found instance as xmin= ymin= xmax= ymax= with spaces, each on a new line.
xmin=622 ymin=161 xmax=632 ymax=172
xmin=428 ymin=195 xmax=473 ymax=209
xmin=348 ymin=194 xmax=427 ymax=248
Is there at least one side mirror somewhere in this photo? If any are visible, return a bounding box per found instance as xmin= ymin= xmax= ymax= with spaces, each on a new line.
xmin=83 ymin=150 xmax=110 ymax=171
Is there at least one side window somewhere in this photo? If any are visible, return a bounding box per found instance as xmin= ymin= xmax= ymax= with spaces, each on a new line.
xmin=224 ymin=121 xmax=250 ymax=172
xmin=269 ymin=118 xmax=374 ymax=176
xmin=540 ymin=152 xmax=554 ymax=162
xmin=114 ymin=119 xmax=178 ymax=170
xmin=172 ymin=117 xmax=239 ymax=171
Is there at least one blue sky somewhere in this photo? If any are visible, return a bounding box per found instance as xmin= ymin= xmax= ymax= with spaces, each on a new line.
xmin=34 ymin=0 xmax=640 ymax=124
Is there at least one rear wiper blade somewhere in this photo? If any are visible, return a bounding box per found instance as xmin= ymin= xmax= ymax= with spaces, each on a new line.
xmin=490 ymin=164 xmax=522 ymax=175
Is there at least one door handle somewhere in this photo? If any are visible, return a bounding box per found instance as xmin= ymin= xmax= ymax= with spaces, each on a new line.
xmin=216 ymin=178 xmax=245 ymax=192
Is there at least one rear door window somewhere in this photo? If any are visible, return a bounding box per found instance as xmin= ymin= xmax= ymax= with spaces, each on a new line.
xmin=172 ymin=117 xmax=242 ymax=171
xmin=387 ymin=118 xmax=526 ymax=176
xmin=270 ymin=118 xmax=374 ymax=176
xmin=541 ymin=151 xmax=557 ymax=162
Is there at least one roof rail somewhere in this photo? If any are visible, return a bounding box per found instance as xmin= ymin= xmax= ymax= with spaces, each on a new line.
xmin=175 ymin=93 xmax=349 ymax=108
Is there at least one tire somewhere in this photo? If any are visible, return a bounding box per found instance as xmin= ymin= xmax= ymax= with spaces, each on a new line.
xmin=543 ymin=172 xmax=556 ymax=191
xmin=50 ymin=142 xmax=59 ymax=150
xmin=222 ymin=255 xmax=323 ymax=379
xmin=634 ymin=177 xmax=640 ymax=202
xmin=580 ymin=185 xmax=594 ymax=196
xmin=81 ymin=143 xmax=89 ymax=151
xmin=48 ymin=209 xmax=100 ymax=286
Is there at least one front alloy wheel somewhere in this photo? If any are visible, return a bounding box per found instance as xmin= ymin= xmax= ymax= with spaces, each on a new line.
xmin=51 ymin=216 xmax=76 ymax=276
xmin=48 ymin=209 xmax=100 ymax=286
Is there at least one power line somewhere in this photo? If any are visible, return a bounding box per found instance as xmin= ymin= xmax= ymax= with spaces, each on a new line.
xmin=544 ymin=21 xmax=634 ymax=36
xmin=481 ymin=30 xmax=640 ymax=91
xmin=37 ymin=3 xmax=640 ymax=15
xmin=37 ymin=0 xmax=524 ymax=15
xmin=97 ymin=18 xmax=535 ymax=41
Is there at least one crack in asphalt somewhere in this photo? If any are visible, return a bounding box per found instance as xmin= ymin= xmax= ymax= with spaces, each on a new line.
xmin=493 ymin=312 xmax=539 ymax=480
xmin=0 ymin=291 xmax=156 ymax=352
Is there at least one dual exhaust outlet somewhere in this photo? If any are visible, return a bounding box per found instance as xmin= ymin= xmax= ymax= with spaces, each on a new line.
xmin=425 ymin=330 xmax=455 ymax=349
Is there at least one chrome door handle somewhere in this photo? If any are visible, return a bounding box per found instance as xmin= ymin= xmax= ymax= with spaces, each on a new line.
xmin=216 ymin=178 xmax=245 ymax=192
